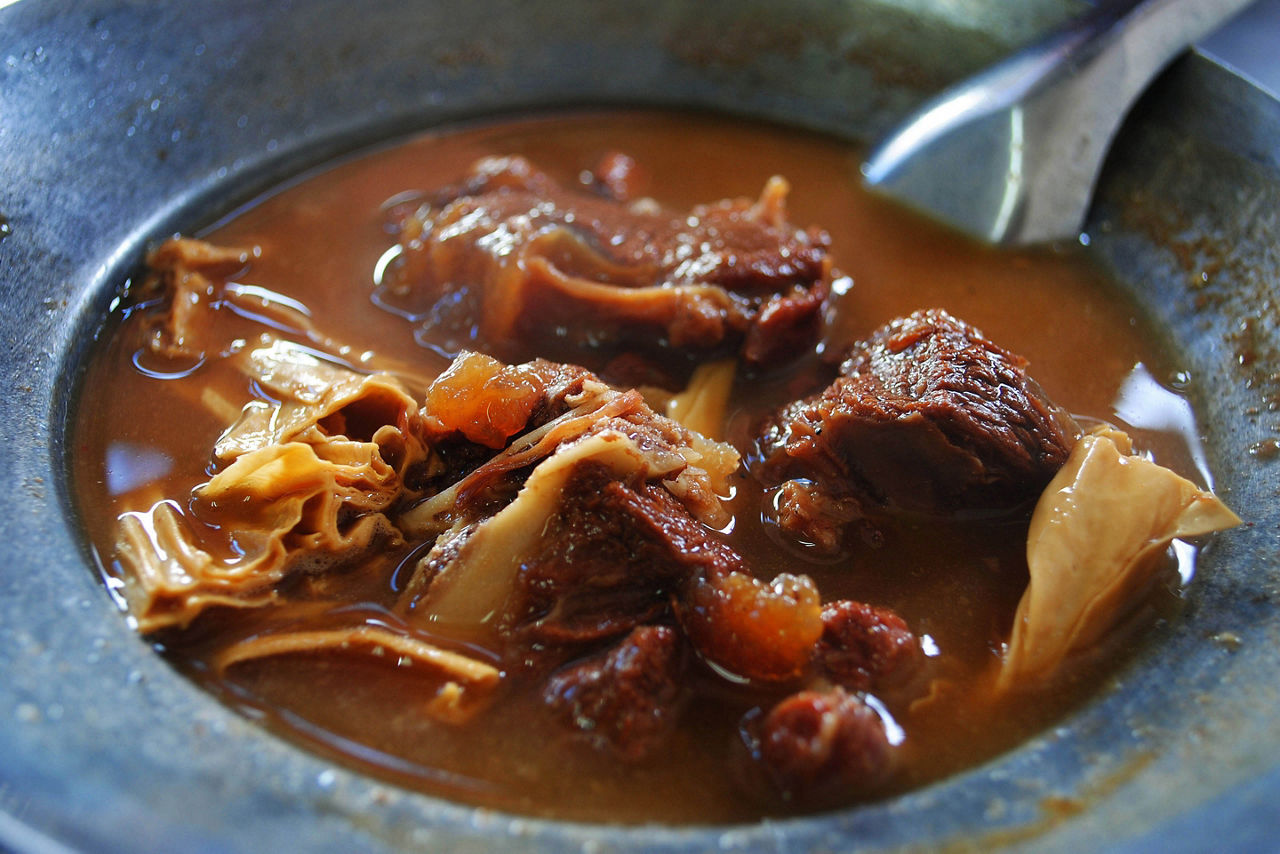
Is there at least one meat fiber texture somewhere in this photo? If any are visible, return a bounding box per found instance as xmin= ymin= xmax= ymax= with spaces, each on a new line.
xmin=756 ymin=308 xmax=1078 ymax=550
xmin=383 ymin=154 xmax=837 ymax=375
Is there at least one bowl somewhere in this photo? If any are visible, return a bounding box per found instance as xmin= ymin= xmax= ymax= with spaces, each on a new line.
xmin=2 ymin=1 xmax=1279 ymax=850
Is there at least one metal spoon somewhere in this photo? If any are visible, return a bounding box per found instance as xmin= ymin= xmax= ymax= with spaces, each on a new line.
xmin=861 ymin=0 xmax=1256 ymax=246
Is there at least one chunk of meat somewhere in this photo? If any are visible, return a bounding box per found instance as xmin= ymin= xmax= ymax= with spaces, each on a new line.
xmin=750 ymin=688 xmax=894 ymax=801
xmin=542 ymin=625 xmax=685 ymax=760
xmin=818 ymin=600 xmax=921 ymax=692
xmin=420 ymin=353 xmax=596 ymax=449
xmin=402 ymin=367 xmax=738 ymax=538
xmin=771 ymin=479 xmax=873 ymax=553
xmin=757 ymin=309 xmax=1076 ymax=543
xmin=420 ymin=351 xmax=549 ymax=449
xmin=408 ymin=354 xmax=601 ymax=503
xmin=383 ymin=155 xmax=835 ymax=372
xmin=512 ymin=462 xmax=745 ymax=650
xmin=397 ymin=364 xmax=742 ymax=651
xmin=742 ymin=285 xmax=830 ymax=365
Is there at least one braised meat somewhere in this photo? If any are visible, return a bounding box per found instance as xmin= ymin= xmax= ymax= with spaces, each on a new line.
xmin=383 ymin=155 xmax=836 ymax=374
xmin=511 ymin=462 xmax=745 ymax=651
xmin=817 ymin=600 xmax=922 ymax=693
xmin=419 ymin=352 xmax=593 ymax=450
xmin=757 ymin=309 xmax=1077 ymax=548
xmin=86 ymin=121 xmax=1238 ymax=823
xmin=744 ymin=688 xmax=894 ymax=802
xmin=542 ymin=625 xmax=686 ymax=760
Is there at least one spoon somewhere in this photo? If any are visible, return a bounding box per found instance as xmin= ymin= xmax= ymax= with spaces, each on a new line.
xmin=861 ymin=0 xmax=1256 ymax=246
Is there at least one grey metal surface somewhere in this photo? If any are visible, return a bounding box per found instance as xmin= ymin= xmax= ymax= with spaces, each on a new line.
xmin=862 ymin=0 xmax=1256 ymax=246
xmin=1202 ymin=0 xmax=1280 ymax=96
xmin=0 ymin=1 xmax=1278 ymax=852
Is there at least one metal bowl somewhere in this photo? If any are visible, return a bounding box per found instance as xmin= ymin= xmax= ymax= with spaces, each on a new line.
xmin=2 ymin=1 xmax=1278 ymax=850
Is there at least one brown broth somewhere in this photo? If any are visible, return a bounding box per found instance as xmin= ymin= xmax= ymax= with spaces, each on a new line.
xmin=73 ymin=110 xmax=1208 ymax=824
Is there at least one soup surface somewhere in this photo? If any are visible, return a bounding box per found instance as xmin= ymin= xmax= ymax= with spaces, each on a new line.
xmin=74 ymin=111 xmax=1226 ymax=823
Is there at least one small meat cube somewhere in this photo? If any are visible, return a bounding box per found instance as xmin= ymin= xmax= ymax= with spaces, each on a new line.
xmin=818 ymin=600 xmax=920 ymax=692
xmin=542 ymin=625 xmax=685 ymax=761
xmin=771 ymin=479 xmax=872 ymax=553
xmin=741 ymin=284 xmax=829 ymax=366
xmin=753 ymin=688 xmax=894 ymax=801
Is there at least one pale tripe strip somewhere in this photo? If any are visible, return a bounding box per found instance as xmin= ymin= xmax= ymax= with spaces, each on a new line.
xmin=117 ymin=500 xmax=279 ymax=633
xmin=215 ymin=339 xmax=421 ymax=462
xmin=211 ymin=624 xmax=500 ymax=724
xmin=117 ymin=441 xmax=401 ymax=633
xmin=416 ymin=429 xmax=650 ymax=631
xmin=397 ymin=384 xmax=635 ymax=537
xmin=1000 ymin=427 xmax=1240 ymax=689
xmin=665 ymin=358 xmax=736 ymax=441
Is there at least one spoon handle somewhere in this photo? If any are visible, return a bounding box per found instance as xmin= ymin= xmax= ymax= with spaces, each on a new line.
xmin=863 ymin=0 xmax=1257 ymax=246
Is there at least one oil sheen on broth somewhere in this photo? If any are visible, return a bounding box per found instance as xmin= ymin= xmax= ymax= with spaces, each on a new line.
xmin=74 ymin=111 xmax=1223 ymax=824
